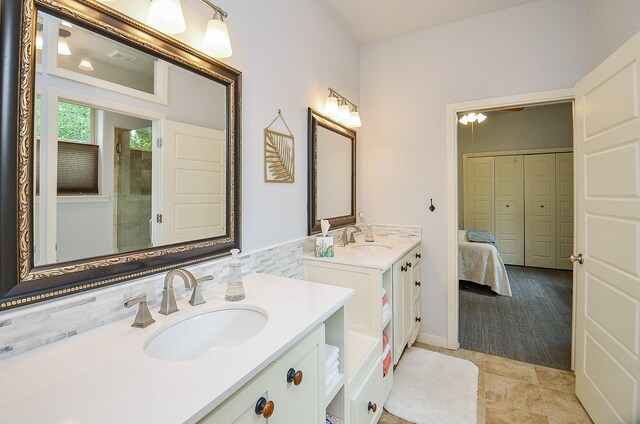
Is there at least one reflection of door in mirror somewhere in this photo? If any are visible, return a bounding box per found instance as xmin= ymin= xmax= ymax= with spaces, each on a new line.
xmin=115 ymin=126 xmax=153 ymax=253
xmin=316 ymin=126 xmax=353 ymax=219
xmin=32 ymin=9 xmax=228 ymax=267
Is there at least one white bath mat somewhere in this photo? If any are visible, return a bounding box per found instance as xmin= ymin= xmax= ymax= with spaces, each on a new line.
xmin=385 ymin=348 xmax=478 ymax=424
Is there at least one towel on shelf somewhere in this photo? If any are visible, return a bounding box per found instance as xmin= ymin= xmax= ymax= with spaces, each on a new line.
xmin=325 ymin=344 xmax=339 ymax=369
xmin=383 ymin=349 xmax=392 ymax=376
xmin=382 ymin=287 xmax=387 ymax=298
xmin=326 ymin=363 xmax=340 ymax=389
xmin=382 ymin=303 xmax=391 ymax=321
xmin=382 ymin=294 xmax=389 ymax=305
xmin=382 ymin=333 xmax=389 ymax=350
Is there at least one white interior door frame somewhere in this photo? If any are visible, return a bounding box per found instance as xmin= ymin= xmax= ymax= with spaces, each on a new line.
xmin=445 ymin=89 xmax=575 ymax=355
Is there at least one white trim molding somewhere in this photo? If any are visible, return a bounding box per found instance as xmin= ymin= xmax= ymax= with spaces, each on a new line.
xmin=416 ymin=332 xmax=449 ymax=349
xmin=445 ymin=88 xmax=575 ymax=350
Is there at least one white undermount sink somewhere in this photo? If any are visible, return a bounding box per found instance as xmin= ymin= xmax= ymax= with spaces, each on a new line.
xmin=144 ymin=306 xmax=268 ymax=361
xmin=351 ymin=244 xmax=392 ymax=253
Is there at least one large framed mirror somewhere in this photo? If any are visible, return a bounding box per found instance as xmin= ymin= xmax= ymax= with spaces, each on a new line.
xmin=307 ymin=108 xmax=356 ymax=235
xmin=0 ymin=0 xmax=241 ymax=310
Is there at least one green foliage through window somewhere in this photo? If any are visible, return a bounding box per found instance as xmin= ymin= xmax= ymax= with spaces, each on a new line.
xmin=130 ymin=127 xmax=152 ymax=151
xmin=58 ymin=101 xmax=91 ymax=143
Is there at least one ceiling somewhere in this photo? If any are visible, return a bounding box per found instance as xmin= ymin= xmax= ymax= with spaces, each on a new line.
xmin=323 ymin=0 xmax=540 ymax=45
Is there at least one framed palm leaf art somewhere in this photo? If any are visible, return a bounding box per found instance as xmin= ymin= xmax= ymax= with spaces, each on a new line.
xmin=264 ymin=110 xmax=295 ymax=183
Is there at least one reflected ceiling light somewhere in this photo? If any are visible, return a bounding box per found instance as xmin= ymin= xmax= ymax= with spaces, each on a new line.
xmin=61 ymin=20 xmax=73 ymax=28
xmin=458 ymin=112 xmax=487 ymax=125
xmin=201 ymin=5 xmax=232 ymax=58
xmin=323 ymin=88 xmax=362 ymax=128
xmin=58 ymin=29 xmax=72 ymax=55
xmin=78 ymin=57 xmax=94 ymax=72
xmin=148 ymin=0 xmax=186 ymax=35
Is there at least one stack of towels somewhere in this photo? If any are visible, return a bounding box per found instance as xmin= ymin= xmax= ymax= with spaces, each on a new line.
xmin=382 ymin=333 xmax=392 ymax=376
xmin=382 ymin=288 xmax=391 ymax=321
xmin=325 ymin=344 xmax=340 ymax=391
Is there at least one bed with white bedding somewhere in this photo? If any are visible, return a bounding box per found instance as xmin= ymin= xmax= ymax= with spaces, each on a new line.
xmin=458 ymin=230 xmax=512 ymax=296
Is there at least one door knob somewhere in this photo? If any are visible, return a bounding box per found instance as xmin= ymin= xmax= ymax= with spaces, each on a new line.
xmin=255 ymin=397 xmax=275 ymax=418
xmin=286 ymin=368 xmax=303 ymax=385
xmin=569 ymin=253 xmax=584 ymax=264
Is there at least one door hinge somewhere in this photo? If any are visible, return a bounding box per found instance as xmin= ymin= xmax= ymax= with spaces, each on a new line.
xmin=156 ymin=137 xmax=163 ymax=148
xmin=156 ymin=214 xmax=163 ymax=224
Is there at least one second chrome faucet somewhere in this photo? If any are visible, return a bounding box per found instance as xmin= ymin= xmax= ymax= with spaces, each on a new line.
xmin=159 ymin=269 xmax=214 ymax=315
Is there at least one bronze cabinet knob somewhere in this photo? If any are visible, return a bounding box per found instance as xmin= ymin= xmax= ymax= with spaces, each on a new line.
xmin=416 ymin=317 xmax=422 ymax=322
xmin=287 ymin=367 xmax=303 ymax=385
xmin=415 ymin=281 xmax=421 ymax=287
xmin=368 ymin=402 xmax=377 ymax=412
xmin=415 ymin=253 xmax=422 ymax=258
xmin=255 ymin=397 xmax=275 ymax=418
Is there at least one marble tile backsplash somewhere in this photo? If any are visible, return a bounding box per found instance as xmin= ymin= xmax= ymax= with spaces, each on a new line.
xmin=0 ymin=224 xmax=420 ymax=360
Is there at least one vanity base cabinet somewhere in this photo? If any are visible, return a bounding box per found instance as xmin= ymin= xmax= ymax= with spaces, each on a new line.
xmin=393 ymin=246 xmax=422 ymax=361
xmin=199 ymin=325 xmax=325 ymax=424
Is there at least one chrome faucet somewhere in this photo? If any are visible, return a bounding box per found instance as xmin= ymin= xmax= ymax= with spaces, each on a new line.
xmin=159 ymin=269 xmax=214 ymax=315
xmin=341 ymin=225 xmax=362 ymax=246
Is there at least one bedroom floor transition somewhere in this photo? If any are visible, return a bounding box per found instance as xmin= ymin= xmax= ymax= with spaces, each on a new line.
xmin=459 ymin=265 xmax=573 ymax=370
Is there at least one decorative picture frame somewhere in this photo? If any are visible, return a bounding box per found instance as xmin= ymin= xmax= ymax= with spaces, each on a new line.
xmin=264 ymin=110 xmax=295 ymax=183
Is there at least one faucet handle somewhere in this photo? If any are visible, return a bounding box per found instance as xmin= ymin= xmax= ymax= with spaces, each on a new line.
xmin=188 ymin=275 xmax=213 ymax=306
xmin=124 ymin=296 xmax=155 ymax=328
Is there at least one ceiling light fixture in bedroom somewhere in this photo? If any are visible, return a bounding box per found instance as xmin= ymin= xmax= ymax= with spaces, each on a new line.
xmin=458 ymin=112 xmax=487 ymax=125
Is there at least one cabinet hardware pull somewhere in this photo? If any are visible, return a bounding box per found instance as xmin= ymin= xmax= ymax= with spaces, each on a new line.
xmin=506 ymin=204 xmax=510 ymax=208
xmin=406 ymin=261 xmax=412 ymax=268
xmin=416 ymin=317 xmax=421 ymax=322
xmin=415 ymin=253 xmax=422 ymax=258
xmin=415 ymin=281 xmax=421 ymax=287
xmin=286 ymin=368 xmax=303 ymax=385
xmin=368 ymin=402 xmax=377 ymax=412
xmin=401 ymin=265 xmax=407 ymax=272
xmin=540 ymin=204 xmax=544 ymax=208
xmin=255 ymin=397 xmax=275 ymax=418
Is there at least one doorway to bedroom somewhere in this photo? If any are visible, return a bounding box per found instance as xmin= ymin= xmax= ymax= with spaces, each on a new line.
xmin=456 ymin=101 xmax=575 ymax=371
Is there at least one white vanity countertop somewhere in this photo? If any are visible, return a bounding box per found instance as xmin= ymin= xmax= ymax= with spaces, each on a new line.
xmin=303 ymin=235 xmax=420 ymax=271
xmin=0 ymin=273 xmax=353 ymax=424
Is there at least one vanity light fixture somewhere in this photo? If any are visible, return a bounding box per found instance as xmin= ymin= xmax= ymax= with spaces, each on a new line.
xmin=36 ymin=31 xmax=44 ymax=50
xmin=58 ymin=29 xmax=72 ymax=56
xmin=201 ymin=2 xmax=232 ymax=58
xmin=148 ymin=0 xmax=186 ymax=35
xmin=78 ymin=57 xmax=94 ymax=72
xmin=458 ymin=112 xmax=487 ymax=125
xmin=323 ymin=88 xmax=362 ymax=128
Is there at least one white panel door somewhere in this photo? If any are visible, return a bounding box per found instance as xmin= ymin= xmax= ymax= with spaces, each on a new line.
xmin=556 ymin=153 xmax=574 ymax=270
xmin=464 ymin=157 xmax=495 ymax=233
xmin=494 ymin=155 xmax=524 ymax=266
xmin=525 ymin=154 xmax=557 ymax=268
xmin=159 ymin=120 xmax=226 ymax=245
xmin=574 ymin=31 xmax=640 ymax=424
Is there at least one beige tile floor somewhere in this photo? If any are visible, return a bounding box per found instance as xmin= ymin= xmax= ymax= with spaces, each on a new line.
xmin=379 ymin=343 xmax=592 ymax=424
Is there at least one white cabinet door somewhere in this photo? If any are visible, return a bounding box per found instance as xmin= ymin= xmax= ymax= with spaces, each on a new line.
xmin=555 ymin=153 xmax=574 ymax=270
xmin=392 ymin=258 xmax=405 ymax=365
xmin=464 ymin=157 xmax=495 ymax=232
xmin=402 ymin=255 xmax=414 ymax=344
xmin=494 ymin=155 xmax=524 ymax=266
xmin=275 ymin=325 xmax=324 ymax=424
xmin=574 ymin=30 xmax=640 ymax=424
xmin=524 ymin=154 xmax=557 ymax=268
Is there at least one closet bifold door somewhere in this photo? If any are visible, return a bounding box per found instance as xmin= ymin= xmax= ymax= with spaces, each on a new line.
xmin=556 ymin=153 xmax=574 ymax=270
xmin=494 ymin=156 xmax=524 ymax=266
xmin=463 ymin=157 xmax=495 ymax=233
xmin=524 ymin=154 xmax=557 ymax=269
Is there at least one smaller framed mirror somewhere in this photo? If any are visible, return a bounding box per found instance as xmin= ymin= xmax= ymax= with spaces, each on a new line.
xmin=307 ymin=108 xmax=356 ymax=235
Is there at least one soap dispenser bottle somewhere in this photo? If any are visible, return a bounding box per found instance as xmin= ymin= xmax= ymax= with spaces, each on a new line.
xmin=225 ymin=249 xmax=245 ymax=301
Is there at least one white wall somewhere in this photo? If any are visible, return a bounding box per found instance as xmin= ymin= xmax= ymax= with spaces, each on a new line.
xmin=359 ymin=0 xmax=588 ymax=341
xmin=587 ymin=0 xmax=640 ymax=69
xmin=101 ymin=1 xmax=360 ymax=251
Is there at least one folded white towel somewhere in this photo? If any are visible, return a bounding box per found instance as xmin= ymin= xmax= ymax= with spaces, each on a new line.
xmin=325 ymin=344 xmax=339 ymax=368
xmin=383 ymin=342 xmax=392 ymax=358
xmin=382 ymin=303 xmax=391 ymax=320
xmin=382 ymin=287 xmax=387 ymax=297
xmin=326 ymin=367 xmax=341 ymax=389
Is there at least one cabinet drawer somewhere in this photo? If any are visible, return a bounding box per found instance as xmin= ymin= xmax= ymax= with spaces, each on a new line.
xmin=350 ymin=355 xmax=383 ymax=424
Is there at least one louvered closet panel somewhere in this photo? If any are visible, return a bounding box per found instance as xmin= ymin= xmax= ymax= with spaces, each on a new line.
xmin=524 ymin=154 xmax=557 ymax=269
xmin=555 ymin=153 xmax=574 ymax=270
xmin=464 ymin=157 xmax=495 ymax=233
xmin=494 ymin=156 xmax=524 ymax=266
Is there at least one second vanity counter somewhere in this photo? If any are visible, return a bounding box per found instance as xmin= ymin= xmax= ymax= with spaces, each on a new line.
xmin=304 ymin=236 xmax=421 ymax=271
xmin=0 ymin=273 xmax=352 ymax=424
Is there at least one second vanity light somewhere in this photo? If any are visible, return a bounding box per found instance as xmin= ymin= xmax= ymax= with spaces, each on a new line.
xmin=324 ymin=88 xmax=362 ymax=128
xmin=147 ymin=0 xmax=233 ymax=58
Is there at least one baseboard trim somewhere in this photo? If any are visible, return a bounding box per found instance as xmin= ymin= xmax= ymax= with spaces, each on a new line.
xmin=416 ymin=332 xmax=448 ymax=348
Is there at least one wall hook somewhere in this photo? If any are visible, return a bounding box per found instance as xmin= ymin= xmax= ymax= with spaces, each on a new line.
xmin=428 ymin=199 xmax=435 ymax=212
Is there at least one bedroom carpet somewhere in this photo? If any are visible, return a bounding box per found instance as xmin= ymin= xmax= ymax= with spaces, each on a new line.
xmin=459 ymin=265 xmax=573 ymax=370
